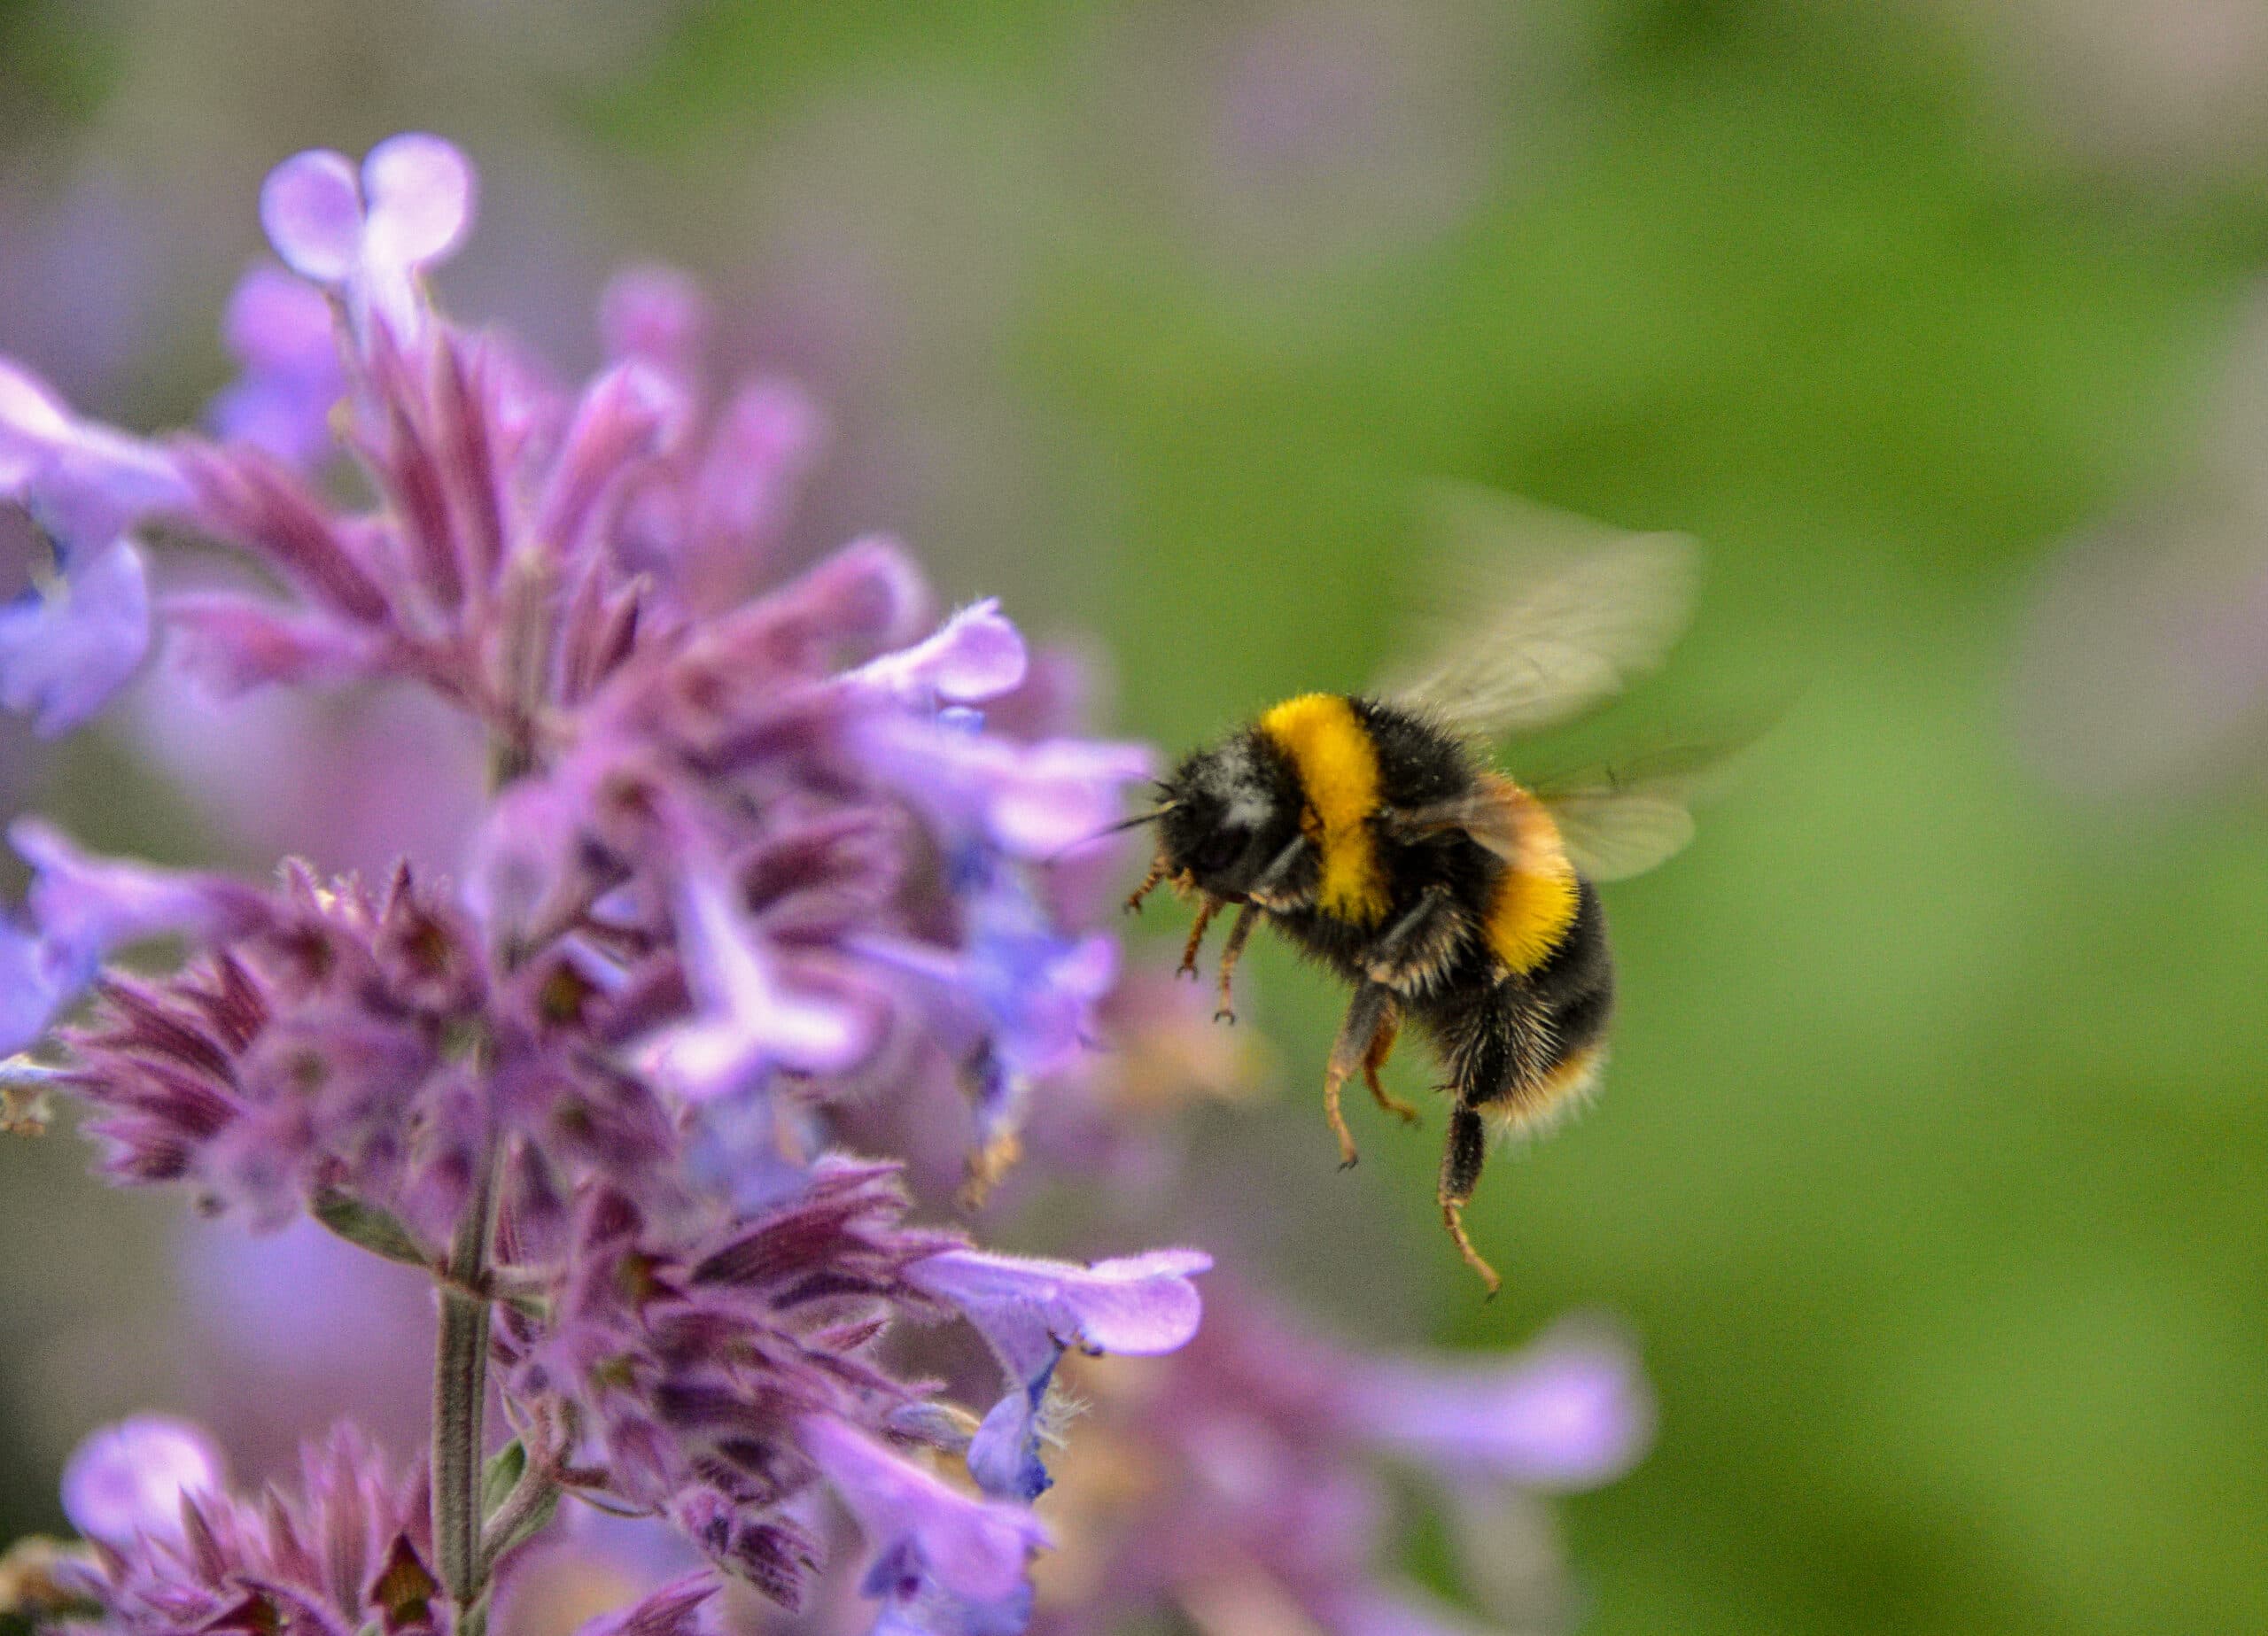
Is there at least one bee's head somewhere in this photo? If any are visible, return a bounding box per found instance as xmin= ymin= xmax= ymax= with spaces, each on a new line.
xmin=1154 ymin=732 xmax=1303 ymax=900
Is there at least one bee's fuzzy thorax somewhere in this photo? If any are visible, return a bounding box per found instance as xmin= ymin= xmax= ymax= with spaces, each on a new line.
xmin=1256 ymin=692 xmax=1391 ymax=925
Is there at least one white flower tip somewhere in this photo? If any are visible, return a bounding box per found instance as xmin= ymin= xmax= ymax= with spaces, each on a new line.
xmin=361 ymin=133 xmax=476 ymax=267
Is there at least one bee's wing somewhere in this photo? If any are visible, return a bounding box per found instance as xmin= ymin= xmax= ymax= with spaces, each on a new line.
xmin=1381 ymin=485 xmax=1700 ymax=743
xmin=1532 ymin=741 xmax=1750 ymax=881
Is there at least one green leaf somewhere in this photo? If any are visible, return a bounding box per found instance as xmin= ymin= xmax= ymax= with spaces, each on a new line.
xmin=311 ymin=1189 xmax=431 ymax=1269
xmin=480 ymin=1440 xmax=527 ymax=1518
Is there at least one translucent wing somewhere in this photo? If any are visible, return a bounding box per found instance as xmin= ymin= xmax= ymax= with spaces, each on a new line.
xmin=1383 ymin=485 xmax=1700 ymax=742
xmin=1533 ymin=742 xmax=1748 ymax=881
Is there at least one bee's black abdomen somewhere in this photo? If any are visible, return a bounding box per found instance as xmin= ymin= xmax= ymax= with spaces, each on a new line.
xmin=1420 ymin=876 xmax=1612 ymax=1125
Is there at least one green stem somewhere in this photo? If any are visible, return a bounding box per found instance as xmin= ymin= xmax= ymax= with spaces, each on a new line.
xmin=433 ymin=1150 xmax=498 ymax=1626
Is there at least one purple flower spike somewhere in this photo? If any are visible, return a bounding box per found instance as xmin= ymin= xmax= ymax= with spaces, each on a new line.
xmin=797 ymin=1415 xmax=1046 ymax=1606
xmin=0 ymin=535 xmax=151 ymax=736
xmin=59 ymin=1415 xmax=225 ymax=1546
xmin=1349 ymin=1322 xmax=1655 ymax=1490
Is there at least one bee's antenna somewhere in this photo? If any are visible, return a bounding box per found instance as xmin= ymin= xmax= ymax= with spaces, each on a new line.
xmin=1045 ymin=802 xmax=1177 ymax=865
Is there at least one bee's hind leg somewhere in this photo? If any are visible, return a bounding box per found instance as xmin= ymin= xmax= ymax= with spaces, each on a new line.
xmin=1360 ymin=998 xmax=1420 ymax=1125
xmin=1323 ymin=981 xmax=1395 ymax=1168
xmin=1439 ymin=1103 xmax=1503 ymax=1298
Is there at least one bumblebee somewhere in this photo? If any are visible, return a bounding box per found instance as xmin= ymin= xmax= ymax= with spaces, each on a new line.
xmin=1126 ymin=489 xmax=1710 ymax=1295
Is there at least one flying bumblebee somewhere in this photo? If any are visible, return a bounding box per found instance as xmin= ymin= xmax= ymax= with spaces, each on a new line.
xmin=1124 ymin=487 xmax=1713 ymax=1295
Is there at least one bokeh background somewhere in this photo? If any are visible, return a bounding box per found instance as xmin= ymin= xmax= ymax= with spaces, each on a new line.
xmin=5 ymin=2 xmax=2268 ymax=1632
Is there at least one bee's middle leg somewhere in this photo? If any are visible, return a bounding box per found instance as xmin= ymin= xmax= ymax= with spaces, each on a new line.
xmin=1323 ymin=980 xmax=1396 ymax=1168
xmin=1360 ymin=1000 xmax=1419 ymax=1125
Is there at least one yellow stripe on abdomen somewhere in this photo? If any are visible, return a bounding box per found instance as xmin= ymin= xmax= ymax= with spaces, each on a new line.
xmin=1257 ymin=693 xmax=1391 ymax=925
xmin=1480 ymin=779 xmax=1580 ymax=973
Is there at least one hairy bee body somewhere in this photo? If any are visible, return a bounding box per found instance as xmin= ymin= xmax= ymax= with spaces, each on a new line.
xmin=1146 ymin=692 xmax=1615 ymax=1291
xmin=1130 ymin=492 xmax=1707 ymax=1294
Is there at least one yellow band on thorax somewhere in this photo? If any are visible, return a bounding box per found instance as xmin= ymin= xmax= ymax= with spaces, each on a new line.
xmin=1257 ymin=693 xmax=1391 ymax=924
xmin=1482 ymin=779 xmax=1581 ymax=973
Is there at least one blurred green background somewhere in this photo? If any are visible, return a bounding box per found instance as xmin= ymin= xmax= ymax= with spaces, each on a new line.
xmin=6 ymin=2 xmax=2268 ymax=1632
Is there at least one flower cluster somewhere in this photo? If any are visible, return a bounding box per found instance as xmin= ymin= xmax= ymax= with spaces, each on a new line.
xmin=0 ymin=133 xmax=1208 ymax=1636
xmin=0 ymin=129 xmax=1657 ymax=1636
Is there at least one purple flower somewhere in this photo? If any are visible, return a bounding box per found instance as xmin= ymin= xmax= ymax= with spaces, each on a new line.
xmin=635 ymin=837 xmax=874 ymax=1103
xmin=261 ymin=133 xmax=474 ymax=343
xmin=208 ymin=265 xmax=347 ymax=469
xmin=906 ymin=1247 xmax=1210 ymax=1503
xmin=0 ymin=819 xmax=268 ymax=1054
xmin=1347 ymin=1322 xmax=1655 ymax=1490
xmin=0 ymin=535 xmax=151 ymax=736
xmin=799 ymin=1415 xmax=1046 ymax=1608
xmin=58 ymin=1415 xmax=226 ymax=1547
xmin=0 ymin=358 xmax=188 ymax=544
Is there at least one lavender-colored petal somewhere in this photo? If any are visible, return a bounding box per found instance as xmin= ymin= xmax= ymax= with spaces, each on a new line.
xmin=601 ymin=265 xmax=710 ymax=375
xmin=59 ymin=1415 xmax=226 ymax=1545
xmin=359 ymin=134 xmax=475 ymax=268
xmin=566 ymin=1570 xmax=718 ymax=1636
xmin=799 ymin=1415 xmax=1045 ymax=1606
xmin=0 ymin=357 xmax=75 ymax=487
xmin=163 ymin=593 xmax=375 ymax=695
xmin=260 ymin=151 xmax=364 ymax=283
xmin=13 ymin=815 xmax=268 ymax=960
xmin=908 ymin=1247 xmax=1213 ymax=1379
xmin=964 ymin=1352 xmax=1057 ymax=1505
xmin=685 ymin=378 xmax=824 ymax=557
xmin=222 ymin=266 xmax=337 ymax=373
xmin=210 ymin=266 xmax=345 ymax=468
xmin=0 ymin=919 xmax=80 ymax=1054
xmin=850 ymin=601 xmax=1027 ymax=709
xmin=1348 ymin=1323 xmax=1655 ymax=1491
xmin=640 ymin=853 xmax=870 ymax=1099
xmin=858 ymin=717 xmax=1155 ymax=859
xmin=0 ymin=535 xmax=151 ymax=736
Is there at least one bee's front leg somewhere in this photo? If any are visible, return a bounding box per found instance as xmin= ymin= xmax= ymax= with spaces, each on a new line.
xmin=1322 ymin=980 xmax=1396 ymax=1169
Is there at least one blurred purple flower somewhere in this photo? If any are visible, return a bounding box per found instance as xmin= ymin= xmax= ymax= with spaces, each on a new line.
xmin=58 ymin=1424 xmax=444 ymax=1636
xmin=1347 ymin=1323 xmax=1655 ymax=1491
xmin=208 ymin=265 xmax=347 ymax=469
xmin=0 ymin=535 xmax=151 ymax=737
xmin=58 ymin=1415 xmax=226 ymax=1547
xmin=800 ymin=1414 xmax=1046 ymax=1615
xmin=262 ymin=133 xmax=474 ymax=344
